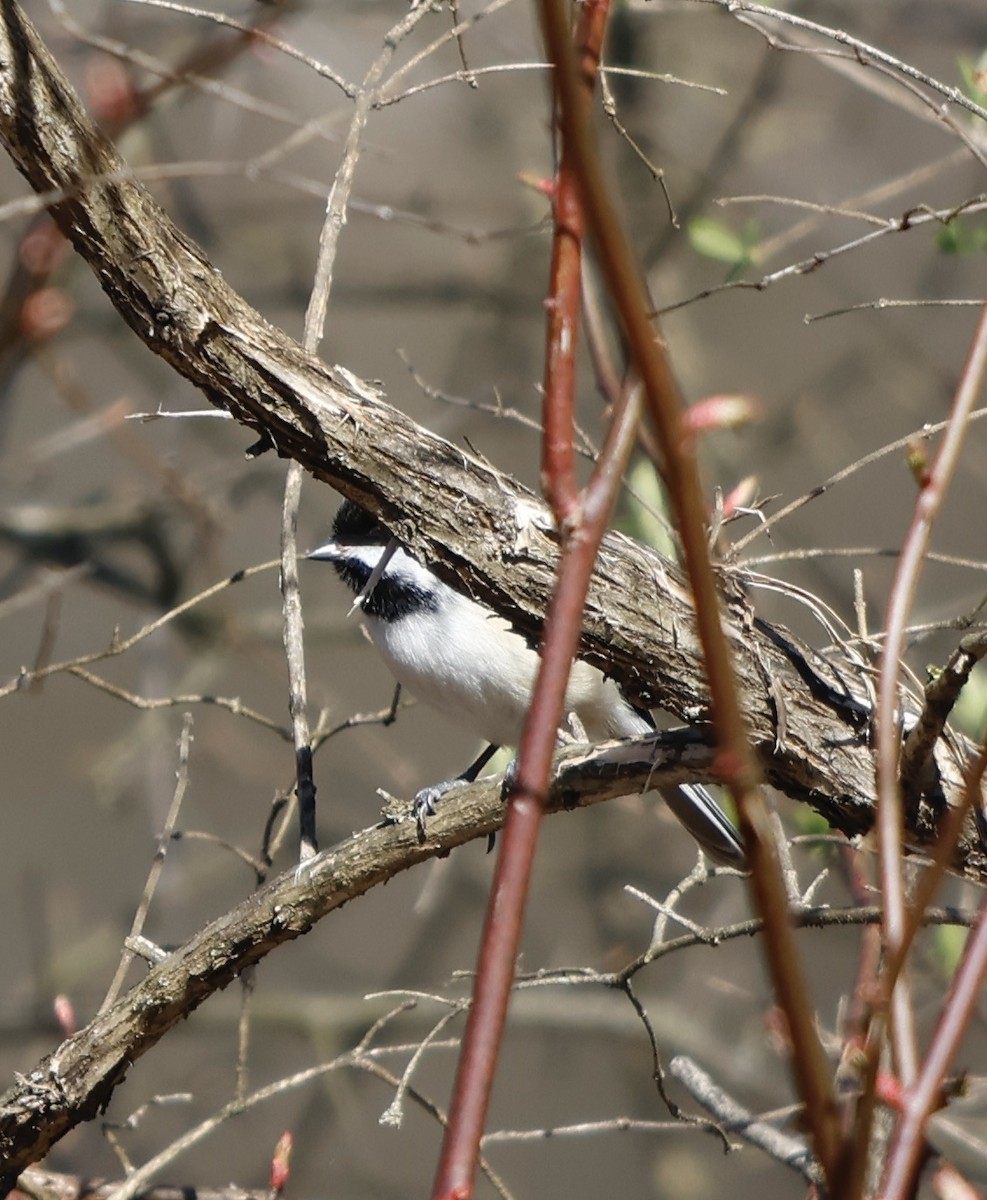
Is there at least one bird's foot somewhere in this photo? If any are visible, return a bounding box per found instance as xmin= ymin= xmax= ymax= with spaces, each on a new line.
xmin=412 ymin=777 xmax=471 ymax=841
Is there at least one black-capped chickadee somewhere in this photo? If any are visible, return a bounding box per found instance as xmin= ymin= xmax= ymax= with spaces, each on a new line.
xmin=309 ymin=499 xmax=747 ymax=868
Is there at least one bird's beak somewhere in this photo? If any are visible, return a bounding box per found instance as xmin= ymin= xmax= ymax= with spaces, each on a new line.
xmin=306 ymin=541 xmax=340 ymax=561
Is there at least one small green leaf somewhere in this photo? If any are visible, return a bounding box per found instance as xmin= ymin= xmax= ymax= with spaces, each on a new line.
xmin=617 ymin=458 xmax=676 ymax=558
xmin=958 ymin=53 xmax=987 ymax=103
xmin=951 ymin=671 xmax=987 ymax=739
xmin=936 ymin=220 xmax=987 ymax=255
xmin=794 ymin=807 xmax=831 ymax=838
xmin=688 ymin=216 xmax=751 ymax=266
xmin=935 ymin=923 xmax=969 ymax=976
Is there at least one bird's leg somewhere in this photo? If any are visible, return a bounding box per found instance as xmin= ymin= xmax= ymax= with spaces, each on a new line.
xmin=414 ymin=743 xmax=502 ymax=840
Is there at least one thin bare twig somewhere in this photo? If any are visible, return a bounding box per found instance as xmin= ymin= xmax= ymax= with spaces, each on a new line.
xmin=480 ymin=1115 xmax=695 ymax=1143
xmin=670 ymin=1056 xmax=822 ymax=1184
xmin=303 ymin=2 xmax=434 ymax=353
xmin=101 ymin=1034 xmax=511 ymax=1200
xmin=281 ymin=0 xmax=435 ymax=861
xmin=65 ymin=666 xmax=290 ymax=738
xmin=47 ymin=0 xmax=313 ymax=136
xmin=693 ymin=0 xmax=987 ymax=125
xmin=658 ymin=196 xmax=987 ymax=318
xmin=720 ymin=11 xmax=987 ymax=171
xmin=731 ymin=409 xmax=987 ymax=556
xmin=377 ymin=0 xmax=517 ymax=101
xmin=736 ymin=149 xmax=973 ymax=270
xmin=471 ymin=906 xmax=974 ymax=988
xmin=99 ymin=714 xmax=195 ymax=1013
xmin=381 ymin=57 xmax=724 ymax=107
xmin=807 ymin=297 xmax=984 ymax=323
xmin=0 ymin=561 xmax=278 ymax=700
xmin=280 ymin=464 xmax=317 ymax=859
xmin=121 ymin=0 xmax=356 ymax=98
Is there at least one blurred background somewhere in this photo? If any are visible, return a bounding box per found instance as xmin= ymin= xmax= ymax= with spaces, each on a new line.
xmin=0 ymin=0 xmax=985 ymax=1195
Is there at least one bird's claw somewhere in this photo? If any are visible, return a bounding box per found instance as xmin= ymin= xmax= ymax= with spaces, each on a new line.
xmin=412 ymin=778 xmax=469 ymax=841
xmin=500 ymin=753 xmax=519 ymax=796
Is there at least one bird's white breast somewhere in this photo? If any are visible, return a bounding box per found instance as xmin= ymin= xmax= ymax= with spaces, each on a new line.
xmin=361 ymin=573 xmax=649 ymax=747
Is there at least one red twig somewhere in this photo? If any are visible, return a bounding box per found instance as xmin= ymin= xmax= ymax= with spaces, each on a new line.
xmin=848 ymin=301 xmax=987 ymax=1197
xmin=875 ymin=298 xmax=987 ymax=1023
xmin=537 ymin=0 xmax=847 ymax=1190
xmin=884 ymin=723 xmax=987 ymax=1002
xmin=540 ymin=138 xmax=581 ymax=521
xmin=882 ymin=880 xmax=987 ymax=1200
xmin=430 ymin=386 xmax=640 ymax=1200
xmin=429 ymin=5 xmax=615 ymax=1197
xmin=540 ymin=0 xmax=609 ymax=525
xmin=830 ymin=846 xmax=883 ymax=1199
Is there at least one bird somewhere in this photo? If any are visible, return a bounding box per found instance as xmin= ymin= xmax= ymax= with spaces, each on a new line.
xmin=309 ymin=498 xmax=747 ymax=868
